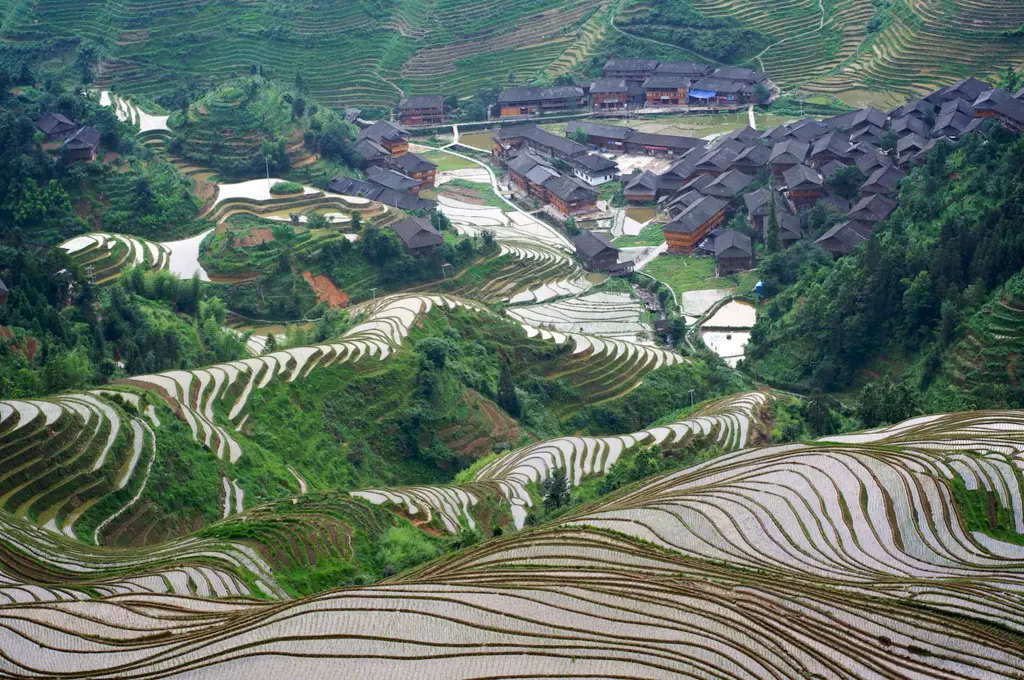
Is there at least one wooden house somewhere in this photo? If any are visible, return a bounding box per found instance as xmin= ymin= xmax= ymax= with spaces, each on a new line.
xmin=701 ymin=169 xmax=753 ymax=200
xmin=744 ymin=187 xmax=792 ymax=233
xmin=367 ymin=166 xmax=422 ymax=194
xmin=860 ymin=166 xmax=906 ymax=196
xmin=506 ymin=151 xmax=557 ymax=195
xmin=389 ymin=152 xmax=437 ymax=192
xmin=782 ymin=164 xmax=824 ymax=210
xmin=574 ymin=231 xmax=630 ymax=274
xmin=34 ymin=112 xmax=78 ymax=141
xmin=564 ymin=121 xmax=631 ymax=150
xmin=664 ymin=196 xmax=728 ymax=252
xmin=847 ymin=194 xmax=897 ymax=224
xmin=542 ymin=175 xmax=598 ymax=216
xmin=603 ymin=58 xmax=659 ymax=83
xmin=622 ymin=131 xmax=704 ymax=157
xmin=642 ymin=75 xmax=690 ymax=106
xmin=495 ymin=124 xmax=588 ymax=161
xmin=398 ymin=95 xmax=445 ymax=127
xmin=714 ymin=229 xmax=755 ymax=275
xmin=815 ymin=220 xmax=872 ymax=258
xmin=327 ymin=176 xmax=438 ymax=212
xmin=498 ymin=86 xmax=585 ymax=117
xmin=62 ymin=126 xmax=100 ymax=162
xmin=589 ymin=79 xmax=629 ymax=110
xmin=768 ymin=139 xmax=809 ymax=182
xmin=810 ymin=131 xmax=853 ymax=167
xmin=391 ymin=216 xmax=443 ymax=256
xmin=357 ymin=121 xmax=410 ymax=158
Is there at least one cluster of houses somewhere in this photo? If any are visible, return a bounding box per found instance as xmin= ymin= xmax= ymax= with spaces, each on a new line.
xmin=34 ymin=112 xmax=102 ymax=161
xmin=391 ymin=60 xmax=772 ymax=129
xmin=329 ymin=120 xmax=438 ymax=211
xmin=574 ymin=76 xmax=1024 ymax=272
xmin=499 ymin=61 xmax=773 ymax=118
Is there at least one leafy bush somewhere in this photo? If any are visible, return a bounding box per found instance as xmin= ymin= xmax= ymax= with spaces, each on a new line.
xmin=270 ymin=181 xmax=303 ymax=195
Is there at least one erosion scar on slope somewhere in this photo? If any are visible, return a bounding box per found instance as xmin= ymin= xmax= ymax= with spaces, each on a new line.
xmin=303 ymin=271 xmax=349 ymax=309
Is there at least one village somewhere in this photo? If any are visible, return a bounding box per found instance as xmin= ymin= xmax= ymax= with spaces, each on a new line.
xmin=304 ymin=61 xmax=1024 ymax=292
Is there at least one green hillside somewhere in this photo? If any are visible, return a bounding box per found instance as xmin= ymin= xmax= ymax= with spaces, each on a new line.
xmin=2 ymin=0 xmax=1020 ymax=108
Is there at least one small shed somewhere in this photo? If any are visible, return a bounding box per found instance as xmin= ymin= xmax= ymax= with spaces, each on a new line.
xmin=714 ymin=229 xmax=754 ymax=276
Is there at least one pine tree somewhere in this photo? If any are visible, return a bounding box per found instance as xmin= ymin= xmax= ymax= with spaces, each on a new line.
xmin=542 ymin=468 xmax=570 ymax=511
xmin=765 ymin=179 xmax=782 ymax=253
xmin=497 ymin=356 xmax=521 ymax=418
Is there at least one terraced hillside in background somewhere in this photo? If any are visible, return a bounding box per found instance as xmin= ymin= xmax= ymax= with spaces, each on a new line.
xmin=676 ymin=0 xmax=1024 ymax=103
xmin=2 ymin=408 xmax=1024 ymax=677
xmin=0 ymin=0 xmax=611 ymax=107
xmin=5 ymin=0 xmax=1021 ymax=107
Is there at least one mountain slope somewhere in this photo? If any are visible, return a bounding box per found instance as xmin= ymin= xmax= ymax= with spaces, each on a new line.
xmin=2 ymin=407 xmax=1024 ymax=677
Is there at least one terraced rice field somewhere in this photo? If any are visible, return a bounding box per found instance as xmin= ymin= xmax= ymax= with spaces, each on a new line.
xmin=505 ymin=291 xmax=653 ymax=341
xmin=679 ymin=0 xmax=1024 ymax=100
xmin=4 ymin=404 xmax=1024 ymax=677
xmin=0 ymin=292 xmax=684 ymax=545
xmin=0 ymin=0 xmax=614 ymax=106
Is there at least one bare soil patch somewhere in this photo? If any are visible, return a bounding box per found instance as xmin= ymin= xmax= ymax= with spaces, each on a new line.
xmin=233 ymin=228 xmax=275 ymax=247
xmin=303 ymin=270 xmax=349 ymax=309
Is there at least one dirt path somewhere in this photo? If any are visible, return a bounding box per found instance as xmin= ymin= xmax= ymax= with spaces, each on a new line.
xmin=303 ymin=270 xmax=349 ymax=309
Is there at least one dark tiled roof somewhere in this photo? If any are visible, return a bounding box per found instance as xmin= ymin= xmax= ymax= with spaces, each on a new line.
xmin=498 ymin=124 xmax=588 ymax=157
xmin=655 ymin=61 xmax=710 ymax=76
xmin=691 ymin=77 xmax=745 ymax=94
xmin=819 ymin=160 xmax=847 ymax=179
xmin=714 ymin=229 xmax=753 ymax=258
xmin=768 ymin=139 xmax=809 ymax=165
xmin=525 ymin=165 xmax=559 ymax=185
xmin=722 ymin=126 xmax=762 ymax=143
xmin=896 ymin=133 xmax=928 ymax=154
xmin=783 ymin=163 xmax=823 ymax=189
xmin=703 ymin=169 xmax=754 ymax=197
xmin=399 ymin=95 xmax=444 ymax=110
xmin=498 ymin=86 xmax=584 ymax=103
xmin=994 ymin=97 xmax=1024 ymax=125
xmin=743 ymin=187 xmax=789 ymax=216
xmin=390 ymin=152 xmax=436 ymax=174
xmin=624 ymin=170 xmax=661 ymax=193
xmin=811 ymin=131 xmax=853 ymax=159
xmin=731 ymin=144 xmax=772 ymax=169
xmin=626 ymin=131 xmax=705 ymax=150
xmin=938 ymin=77 xmax=992 ymax=102
xmin=565 ymin=120 xmax=632 ymax=141
xmin=34 ymin=111 xmax=76 ymax=135
xmin=354 ymin=138 xmax=389 ymax=161
xmin=711 ymin=66 xmax=766 ymax=83
xmin=815 ymin=220 xmax=873 ymax=253
xmin=664 ymin=196 xmax=728 ymax=233
xmin=604 ymin=58 xmax=659 ymax=71
xmin=931 ymin=103 xmax=972 ymax=136
xmin=574 ymin=230 xmax=617 ymax=257
xmin=543 ymin=175 xmax=598 ymax=202
xmin=367 ymin=166 xmax=419 ymax=191
xmin=64 ymin=126 xmax=100 ymax=150
xmin=391 ymin=216 xmax=443 ymax=249
xmin=891 ymin=115 xmax=929 ymax=137
xmin=892 ymin=99 xmax=935 ymax=119
xmin=642 ymin=75 xmax=691 ymax=90
xmin=573 ymin=154 xmax=618 ymax=173
xmin=344 ymin=108 xmax=362 ymax=123
xmin=849 ymin=193 xmax=898 ymax=221
xmin=779 ymin=213 xmax=802 ymax=239
xmin=851 ymin=107 xmax=888 ymax=129
xmin=507 ymin=150 xmax=554 ymax=176
xmin=326 ymin=176 xmax=437 ymax=211
xmin=589 ymin=78 xmax=629 ymax=94
xmin=357 ymin=120 xmax=410 ymax=143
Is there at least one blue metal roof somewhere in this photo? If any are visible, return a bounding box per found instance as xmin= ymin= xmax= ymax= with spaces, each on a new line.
xmin=690 ymin=90 xmax=717 ymax=98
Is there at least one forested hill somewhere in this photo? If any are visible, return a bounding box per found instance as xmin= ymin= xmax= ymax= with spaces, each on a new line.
xmin=746 ymin=126 xmax=1024 ymax=410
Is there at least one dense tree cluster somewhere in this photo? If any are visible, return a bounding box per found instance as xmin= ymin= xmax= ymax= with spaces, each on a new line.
xmin=747 ymin=127 xmax=1024 ymax=392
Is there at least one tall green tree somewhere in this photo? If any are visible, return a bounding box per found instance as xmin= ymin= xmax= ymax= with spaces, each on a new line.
xmin=497 ymin=355 xmax=522 ymax=418
xmin=542 ymin=468 xmax=571 ymax=511
xmin=765 ymin=181 xmax=781 ymax=253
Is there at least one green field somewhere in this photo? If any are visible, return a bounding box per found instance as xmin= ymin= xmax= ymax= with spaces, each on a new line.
xmin=644 ymin=254 xmax=756 ymax=297
xmin=614 ymin=222 xmax=665 ymax=248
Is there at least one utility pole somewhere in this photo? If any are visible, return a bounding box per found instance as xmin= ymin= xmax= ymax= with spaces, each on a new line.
xmin=265 ymin=156 xmax=271 ymax=190
xmin=370 ymin=287 xmax=377 ymax=301
xmin=688 ymin=389 xmax=695 ymax=418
